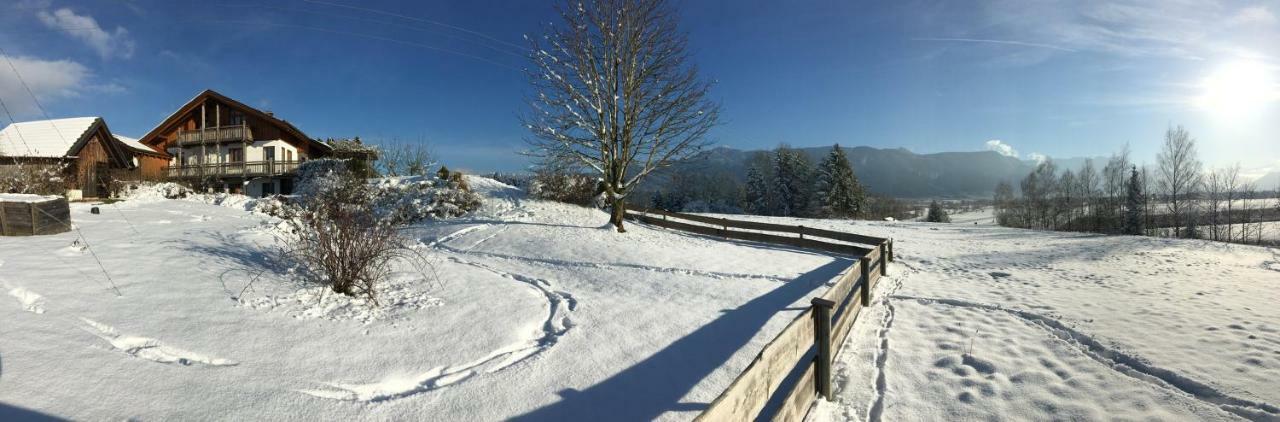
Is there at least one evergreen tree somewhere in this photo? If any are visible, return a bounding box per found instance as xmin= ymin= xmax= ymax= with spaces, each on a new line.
xmin=926 ymin=200 xmax=950 ymax=223
xmin=814 ymin=144 xmax=865 ymax=218
xmin=1124 ymin=165 xmax=1145 ymax=235
xmin=772 ymin=145 xmax=813 ymax=217
xmin=744 ymin=164 xmax=769 ymax=215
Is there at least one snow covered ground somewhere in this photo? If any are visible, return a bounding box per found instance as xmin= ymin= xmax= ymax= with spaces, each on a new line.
xmin=0 ymin=178 xmax=837 ymax=420
xmin=711 ymin=217 xmax=1279 ymax=421
xmin=2 ymin=179 xmax=1278 ymax=421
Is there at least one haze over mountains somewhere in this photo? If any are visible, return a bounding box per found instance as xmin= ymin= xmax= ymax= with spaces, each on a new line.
xmin=664 ymin=146 xmax=1103 ymax=199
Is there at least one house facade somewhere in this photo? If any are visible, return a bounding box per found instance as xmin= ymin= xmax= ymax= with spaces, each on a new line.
xmin=0 ymin=117 xmax=166 ymax=197
xmin=138 ymin=90 xmax=331 ymax=197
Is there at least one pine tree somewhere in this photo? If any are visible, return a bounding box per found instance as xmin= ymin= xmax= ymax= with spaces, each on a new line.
xmin=1124 ymin=165 xmax=1144 ymax=235
xmin=772 ymin=145 xmax=813 ymax=217
xmin=814 ymin=144 xmax=865 ymax=218
xmin=744 ymin=164 xmax=769 ymax=215
xmin=926 ymin=200 xmax=950 ymax=223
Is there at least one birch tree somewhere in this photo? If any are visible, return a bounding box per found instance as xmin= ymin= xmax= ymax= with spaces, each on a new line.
xmin=522 ymin=0 xmax=720 ymax=232
xmin=1156 ymin=126 xmax=1202 ymax=238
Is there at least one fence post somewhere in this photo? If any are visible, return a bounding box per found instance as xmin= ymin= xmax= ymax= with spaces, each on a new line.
xmin=879 ymin=243 xmax=888 ymax=276
xmin=888 ymin=239 xmax=894 ymax=262
xmin=860 ymin=256 xmax=872 ymax=306
xmin=811 ymin=297 xmax=836 ymax=400
xmin=30 ymin=203 xmax=38 ymax=235
xmin=798 ymin=225 xmax=804 ymax=240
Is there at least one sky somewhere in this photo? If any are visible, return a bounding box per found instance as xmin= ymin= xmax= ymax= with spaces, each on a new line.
xmin=1 ymin=0 xmax=1278 ymax=177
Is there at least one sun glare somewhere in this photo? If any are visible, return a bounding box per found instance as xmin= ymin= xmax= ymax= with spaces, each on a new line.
xmin=1195 ymin=60 xmax=1278 ymax=117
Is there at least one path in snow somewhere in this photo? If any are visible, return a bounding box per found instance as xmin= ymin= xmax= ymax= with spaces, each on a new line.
xmin=79 ymin=317 xmax=238 ymax=367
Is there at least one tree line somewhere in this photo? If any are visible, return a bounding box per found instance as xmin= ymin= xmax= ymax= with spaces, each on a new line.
xmin=994 ymin=126 xmax=1280 ymax=245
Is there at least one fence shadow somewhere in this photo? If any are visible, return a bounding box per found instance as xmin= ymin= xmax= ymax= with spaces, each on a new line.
xmin=512 ymin=259 xmax=850 ymax=421
xmin=0 ymin=402 xmax=66 ymax=421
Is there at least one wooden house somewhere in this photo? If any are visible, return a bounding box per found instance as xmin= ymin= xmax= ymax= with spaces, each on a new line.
xmin=137 ymin=90 xmax=331 ymax=196
xmin=0 ymin=117 xmax=167 ymax=198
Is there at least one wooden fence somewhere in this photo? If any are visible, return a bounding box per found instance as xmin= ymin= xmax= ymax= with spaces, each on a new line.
xmin=0 ymin=197 xmax=71 ymax=236
xmin=622 ymin=209 xmax=893 ymax=421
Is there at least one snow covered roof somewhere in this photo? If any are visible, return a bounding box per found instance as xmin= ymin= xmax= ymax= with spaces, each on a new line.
xmin=0 ymin=117 xmax=100 ymax=158
xmin=113 ymin=134 xmax=164 ymax=156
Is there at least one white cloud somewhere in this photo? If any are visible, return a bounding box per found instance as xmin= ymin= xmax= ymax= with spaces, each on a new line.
xmin=984 ymin=139 xmax=1019 ymax=157
xmin=36 ymin=7 xmax=135 ymax=59
xmin=1028 ymin=152 xmax=1049 ymax=164
xmin=0 ymin=55 xmax=91 ymax=117
xmin=1231 ymin=6 xmax=1276 ymax=26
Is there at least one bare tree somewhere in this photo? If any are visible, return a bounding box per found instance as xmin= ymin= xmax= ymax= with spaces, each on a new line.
xmin=1102 ymin=145 xmax=1131 ymax=233
xmin=1078 ymin=159 xmax=1099 ymax=232
xmin=522 ymin=0 xmax=720 ymax=232
xmin=1156 ymin=126 xmax=1202 ymax=238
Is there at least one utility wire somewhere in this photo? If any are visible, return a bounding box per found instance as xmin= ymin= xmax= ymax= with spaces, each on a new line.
xmin=300 ymin=0 xmax=526 ymax=51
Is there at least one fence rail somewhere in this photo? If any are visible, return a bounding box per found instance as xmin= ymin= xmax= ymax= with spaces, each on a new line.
xmin=622 ymin=209 xmax=893 ymax=421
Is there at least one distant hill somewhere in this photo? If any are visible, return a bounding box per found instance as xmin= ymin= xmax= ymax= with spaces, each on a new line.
xmin=650 ymin=145 xmax=1101 ymax=199
xmin=1254 ymin=171 xmax=1280 ymax=190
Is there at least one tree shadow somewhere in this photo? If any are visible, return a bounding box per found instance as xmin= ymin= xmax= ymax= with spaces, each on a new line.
xmin=512 ymin=259 xmax=850 ymax=421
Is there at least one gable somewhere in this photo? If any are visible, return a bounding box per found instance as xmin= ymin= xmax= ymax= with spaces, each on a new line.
xmin=139 ymin=90 xmax=330 ymax=156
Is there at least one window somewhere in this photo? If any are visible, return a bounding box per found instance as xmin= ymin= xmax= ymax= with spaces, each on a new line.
xmin=285 ymin=149 xmax=293 ymax=162
xmin=229 ymin=112 xmax=244 ymax=126
xmin=229 ymin=147 xmax=244 ymax=163
xmin=264 ymin=146 xmax=276 ymax=161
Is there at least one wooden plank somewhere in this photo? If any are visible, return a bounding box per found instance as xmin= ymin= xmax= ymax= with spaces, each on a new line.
xmin=820 ymin=262 xmax=860 ymax=305
xmin=771 ymin=362 xmax=817 ymax=422
xmin=628 ymin=213 xmax=872 ymax=257
xmin=697 ymin=351 xmax=773 ymax=421
xmin=800 ymin=225 xmax=888 ymax=247
xmin=832 ymin=293 xmax=864 ymax=359
xmin=699 ymin=308 xmax=815 ymax=422
xmin=642 ymin=209 xmax=888 ymax=246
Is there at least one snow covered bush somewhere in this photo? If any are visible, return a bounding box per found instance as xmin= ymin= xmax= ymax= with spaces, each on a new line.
xmin=118 ymin=181 xmax=194 ymax=200
xmin=371 ymin=175 xmax=481 ymax=223
xmin=0 ymin=162 xmax=66 ymax=195
xmin=286 ymin=159 xmax=426 ymax=300
xmin=529 ymin=168 xmax=601 ymax=207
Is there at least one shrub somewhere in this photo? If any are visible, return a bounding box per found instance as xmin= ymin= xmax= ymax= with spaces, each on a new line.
xmin=285 ymin=159 xmax=418 ymax=300
xmin=529 ymin=168 xmax=601 ymax=207
xmin=0 ymin=162 xmax=67 ymax=195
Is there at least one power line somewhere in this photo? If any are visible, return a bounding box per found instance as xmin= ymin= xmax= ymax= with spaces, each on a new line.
xmin=217 ymin=3 xmax=526 ymax=59
xmin=196 ymin=18 xmax=522 ymax=71
xmin=0 ymin=51 xmax=37 ymax=157
xmin=0 ymin=45 xmax=73 ymax=153
xmin=298 ymin=0 xmax=524 ymax=50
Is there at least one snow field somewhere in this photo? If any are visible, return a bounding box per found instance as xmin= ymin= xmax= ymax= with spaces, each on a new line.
xmin=0 ymin=177 xmax=837 ymax=421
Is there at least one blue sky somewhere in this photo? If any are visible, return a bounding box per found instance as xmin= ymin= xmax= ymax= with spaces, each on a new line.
xmin=1 ymin=0 xmax=1278 ymax=176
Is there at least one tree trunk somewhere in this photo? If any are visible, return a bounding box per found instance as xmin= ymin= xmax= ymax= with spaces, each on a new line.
xmin=610 ymin=196 xmax=627 ymax=233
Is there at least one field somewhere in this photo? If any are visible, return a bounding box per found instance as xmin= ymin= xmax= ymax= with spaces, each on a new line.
xmin=2 ymin=178 xmax=1278 ymax=421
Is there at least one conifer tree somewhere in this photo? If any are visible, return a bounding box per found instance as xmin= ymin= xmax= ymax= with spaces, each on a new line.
xmin=814 ymin=144 xmax=865 ymax=218
xmin=926 ymin=200 xmax=950 ymax=223
xmin=772 ymin=145 xmax=813 ymax=217
xmin=744 ymin=164 xmax=770 ymax=215
xmin=1124 ymin=165 xmax=1145 ymax=235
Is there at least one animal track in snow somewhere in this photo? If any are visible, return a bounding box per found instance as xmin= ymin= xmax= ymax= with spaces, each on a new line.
xmin=79 ymin=317 xmax=238 ymax=367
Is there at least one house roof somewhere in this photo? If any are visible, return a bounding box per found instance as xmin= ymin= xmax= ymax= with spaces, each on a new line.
xmin=113 ymin=134 xmax=167 ymax=157
xmin=139 ymin=89 xmax=331 ymax=153
xmin=0 ymin=117 xmax=100 ymax=158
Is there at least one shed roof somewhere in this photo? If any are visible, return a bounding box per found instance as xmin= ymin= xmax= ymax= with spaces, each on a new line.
xmin=0 ymin=117 xmax=99 ymax=158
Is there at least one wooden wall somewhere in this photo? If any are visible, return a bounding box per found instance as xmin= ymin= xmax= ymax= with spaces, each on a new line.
xmin=0 ymin=198 xmax=71 ymax=236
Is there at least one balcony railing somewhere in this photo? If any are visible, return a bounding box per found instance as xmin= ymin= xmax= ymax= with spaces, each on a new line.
xmin=164 ymin=160 xmax=301 ymax=179
xmin=177 ymin=125 xmax=251 ymax=146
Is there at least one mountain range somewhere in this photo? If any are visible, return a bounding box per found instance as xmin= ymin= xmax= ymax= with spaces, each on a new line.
xmin=659 ymin=145 xmax=1101 ymax=199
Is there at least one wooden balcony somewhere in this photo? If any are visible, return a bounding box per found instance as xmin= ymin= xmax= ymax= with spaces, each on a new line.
xmin=164 ymin=160 xmax=301 ymax=179
xmin=177 ymin=125 xmax=251 ymax=146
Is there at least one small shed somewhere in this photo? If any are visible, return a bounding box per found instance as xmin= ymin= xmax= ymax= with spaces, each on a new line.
xmin=0 ymin=194 xmax=71 ymax=236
